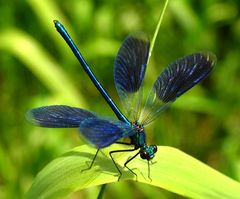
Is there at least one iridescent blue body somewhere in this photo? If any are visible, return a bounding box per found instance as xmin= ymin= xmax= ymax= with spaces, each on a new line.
xmin=26 ymin=20 xmax=216 ymax=180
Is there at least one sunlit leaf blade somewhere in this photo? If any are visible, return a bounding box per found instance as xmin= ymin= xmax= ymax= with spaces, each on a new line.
xmin=80 ymin=118 xmax=134 ymax=148
xmin=26 ymin=145 xmax=240 ymax=199
xmin=140 ymin=52 xmax=216 ymax=125
xmin=25 ymin=105 xmax=96 ymax=127
xmin=114 ymin=33 xmax=150 ymax=121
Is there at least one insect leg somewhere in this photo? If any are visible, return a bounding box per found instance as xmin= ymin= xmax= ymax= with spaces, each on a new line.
xmin=109 ymin=148 xmax=137 ymax=181
xmin=81 ymin=148 xmax=100 ymax=172
xmin=115 ymin=141 xmax=132 ymax=145
xmin=148 ymin=160 xmax=152 ymax=182
xmin=124 ymin=151 xmax=140 ymax=181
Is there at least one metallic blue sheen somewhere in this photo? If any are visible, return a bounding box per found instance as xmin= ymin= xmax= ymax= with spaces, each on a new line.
xmin=80 ymin=118 xmax=134 ymax=148
xmin=26 ymin=21 xmax=217 ymax=171
xmin=154 ymin=52 xmax=216 ymax=102
xmin=25 ymin=105 xmax=96 ymax=128
xmin=114 ymin=33 xmax=149 ymax=94
xmin=54 ymin=20 xmax=130 ymax=126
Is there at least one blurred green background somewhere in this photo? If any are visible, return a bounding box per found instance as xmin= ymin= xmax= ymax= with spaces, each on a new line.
xmin=0 ymin=0 xmax=240 ymax=198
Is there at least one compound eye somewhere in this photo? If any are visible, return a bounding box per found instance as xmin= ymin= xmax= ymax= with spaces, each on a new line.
xmin=140 ymin=151 xmax=148 ymax=159
xmin=153 ymin=145 xmax=157 ymax=153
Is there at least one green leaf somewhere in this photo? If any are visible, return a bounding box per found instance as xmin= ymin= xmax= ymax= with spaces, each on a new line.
xmin=0 ymin=29 xmax=85 ymax=106
xmin=26 ymin=144 xmax=240 ymax=199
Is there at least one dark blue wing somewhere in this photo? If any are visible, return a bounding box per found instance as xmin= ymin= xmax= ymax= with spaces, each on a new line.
xmin=154 ymin=52 xmax=216 ymax=102
xmin=25 ymin=105 xmax=96 ymax=127
xmin=114 ymin=33 xmax=150 ymax=94
xmin=79 ymin=118 xmax=134 ymax=148
xmin=114 ymin=33 xmax=150 ymax=121
xmin=140 ymin=52 xmax=216 ymax=125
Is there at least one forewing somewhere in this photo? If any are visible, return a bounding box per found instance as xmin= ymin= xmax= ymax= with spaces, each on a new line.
xmin=79 ymin=118 xmax=134 ymax=148
xmin=114 ymin=33 xmax=150 ymax=121
xmin=140 ymin=52 xmax=216 ymax=125
xmin=25 ymin=105 xmax=96 ymax=127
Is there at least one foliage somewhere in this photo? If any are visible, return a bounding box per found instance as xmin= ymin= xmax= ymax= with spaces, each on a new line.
xmin=27 ymin=145 xmax=240 ymax=199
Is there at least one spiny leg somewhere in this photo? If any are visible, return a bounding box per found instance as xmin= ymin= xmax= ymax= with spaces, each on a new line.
xmin=147 ymin=161 xmax=152 ymax=182
xmin=115 ymin=141 xmax=132 ymax=145
xmin=81 ymin=148 xmax=100 ymax=172
xmin=109 ymin=148 xmax=137 ymax=181
xmin=124 ymin=151 xmax=140 ymax=181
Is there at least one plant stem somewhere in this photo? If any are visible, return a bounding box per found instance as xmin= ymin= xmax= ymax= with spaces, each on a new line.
xmin=97 ymin=184 xmax=106 ymax=199
xmin=149 ymin=0 xmax=169 ymax=59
